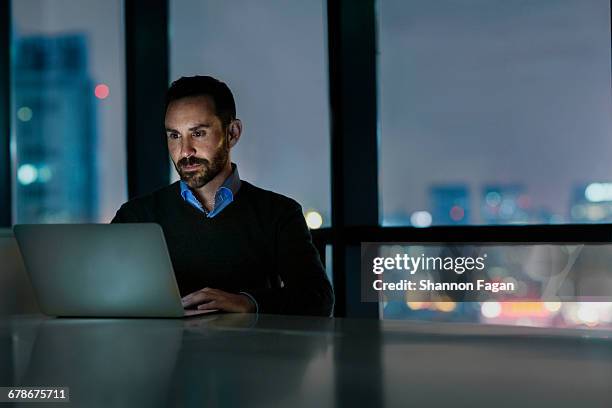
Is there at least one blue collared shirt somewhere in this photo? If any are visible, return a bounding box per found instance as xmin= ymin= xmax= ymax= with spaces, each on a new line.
xmin=178 ymin=163 xmax=258 ymax=312
xmin=179 ymin=163 xmax=242 ymax=217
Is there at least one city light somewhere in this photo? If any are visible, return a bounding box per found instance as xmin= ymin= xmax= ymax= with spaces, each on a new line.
xmin=449 ymin=205 xmax=464 ymax=221
xmin=405 ymin=301 xmax=456 ymax=313
xmin=517 ymin=194 xmax=531 ymax=209
xmin=576 ymin=304 xmax=599 ymax=326
xmin=410 ymin=210 xmax=432 ymax=228
xmin=17 ymin=106 xmax=33 ymax=122
xmin=434 ymin=301 xmax=457 ymax=313
xmin=481 ymin=301 xmax=501 ymax=318
xmin=17 ymin=164 xmax=38 ymax=185
xmin=38 ymin=165 xmax=53 ymax=183
xmin=585 ymin=182 xmax=612 ymax=203
xmin=586 ymin=205 xmax=606 ymax=221
xmin=305 ymin=210 xmax=323 ymax=229
xmin=406 ymin=301 xmax=427 ymax=310
xmin=543 ymin=301 xmax=561 ymax=313
xmin=94 ymin=84 xmax=110 ymax=99
xmin=503 ymin=302 xmax=549 ymax=318
xmin=485 ymin=191 xmax=501 ymax=207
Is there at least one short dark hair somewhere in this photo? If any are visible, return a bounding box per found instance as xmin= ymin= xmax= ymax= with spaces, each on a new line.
xmin=165 ymin=75 xmax=236 ymax=128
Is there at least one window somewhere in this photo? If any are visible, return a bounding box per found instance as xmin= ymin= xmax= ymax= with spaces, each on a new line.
xmin=11 ymin=0 xmax=126 ymax=223
xmin=378 ymin=0 xmax=612 ymax=227
xmin=169 ymin=0 xmax=331 ymax=227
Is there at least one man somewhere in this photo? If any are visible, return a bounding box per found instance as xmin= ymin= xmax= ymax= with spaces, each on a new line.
xmin=112 ymin=75 xmax=334 ymax=316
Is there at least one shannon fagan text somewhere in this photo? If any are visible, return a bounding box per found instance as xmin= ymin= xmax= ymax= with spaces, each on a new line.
xmin=372 ymin=279 xmax=515 ymax=293
xmin=372 ymin=254 xmax=487 ymax=275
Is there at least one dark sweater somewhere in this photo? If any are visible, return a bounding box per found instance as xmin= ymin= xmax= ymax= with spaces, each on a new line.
xmin=111 ymin=181 xmax=334 ymax=316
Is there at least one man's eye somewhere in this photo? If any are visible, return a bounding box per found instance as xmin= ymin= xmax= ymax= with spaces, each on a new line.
xmin=193 ymin=131 xmax=203 ymax=137
xmin=168 ymin=133 xmax=180 ymax=140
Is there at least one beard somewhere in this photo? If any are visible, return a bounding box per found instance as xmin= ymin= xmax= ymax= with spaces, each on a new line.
xmin=174 ymin=142 xmax=229 ymax=189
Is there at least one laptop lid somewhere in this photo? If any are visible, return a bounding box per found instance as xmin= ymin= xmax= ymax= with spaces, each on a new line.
xmin=13 ymin=223 xmax=187 ymax=318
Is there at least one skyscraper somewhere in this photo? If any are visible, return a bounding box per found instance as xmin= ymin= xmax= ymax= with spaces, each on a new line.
xmin=14 ymin=34 xmax=97 ymax=223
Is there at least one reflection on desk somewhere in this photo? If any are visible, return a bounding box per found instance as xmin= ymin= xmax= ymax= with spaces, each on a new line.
xmin=1 ymin=314 xmax=611 ymax=407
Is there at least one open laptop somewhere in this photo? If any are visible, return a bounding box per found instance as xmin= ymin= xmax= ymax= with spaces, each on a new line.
xmin=13 ymin=223 xmax=217 ymax=318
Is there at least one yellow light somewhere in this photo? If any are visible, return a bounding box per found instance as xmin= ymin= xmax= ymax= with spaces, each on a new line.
xmin=305 ymin=210 xmax=323 ymax=229
xmin=406 ymin=301 xmax=425 ymax=310
xmin=504 ymin=302 xmax=549 ymax=317
xmin=434 ymin=301 xmax=457 ymax=313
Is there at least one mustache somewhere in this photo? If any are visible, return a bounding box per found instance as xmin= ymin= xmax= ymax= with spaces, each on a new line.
xmin=177 ymin=156 xmax=209 ymax=168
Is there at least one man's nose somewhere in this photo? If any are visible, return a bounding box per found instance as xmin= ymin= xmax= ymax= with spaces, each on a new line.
xmin=181 ymin=139 xmax=196 ymax=158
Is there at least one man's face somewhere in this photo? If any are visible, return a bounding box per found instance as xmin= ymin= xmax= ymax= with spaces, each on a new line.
xmin=165 ymin=96 xmax=230 ymax=189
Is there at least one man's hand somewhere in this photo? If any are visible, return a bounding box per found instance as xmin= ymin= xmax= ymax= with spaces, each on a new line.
xmin=181 ymin=287 xmax=256 ymax=313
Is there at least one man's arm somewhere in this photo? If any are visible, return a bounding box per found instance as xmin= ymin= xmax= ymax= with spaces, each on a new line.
xmin=241 ymin=202 xmax=335 ymax=316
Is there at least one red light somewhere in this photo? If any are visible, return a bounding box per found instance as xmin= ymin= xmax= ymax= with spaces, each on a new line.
xmin=450 ymin=205 xmax=464 ymax=221
xmin=95 ymin=84 xmax=110 ymax=99
xmin=517 ymin=194 xmax=531 ymax=209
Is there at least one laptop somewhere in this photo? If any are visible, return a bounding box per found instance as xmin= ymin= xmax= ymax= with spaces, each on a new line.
xmin=13 ymin=223 xmax=217 ymax=318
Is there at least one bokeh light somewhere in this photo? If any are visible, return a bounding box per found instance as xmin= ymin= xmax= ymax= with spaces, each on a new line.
xmin=449 ymin=205 xmax=464 ymax=221
xmin=305 ymin=210 xmax=323 ymax=229
xmin=38 ymin=165 xmax=53 ymax=183
xmin=485 ymin=191 xmax=501 ymax=207
xmin=17 ymin=164 xmax=38 ymax=185
xmin=481 ymin=301 xmax=502 ymax=318
xmin=410 ymin=211 xmax=432 ymax=228
xmin=17 ymin=106 xmax=33 ymax=122
xmin=94 ymin=83 xmax=110 ymax=99
xmin=585 ymin=182 xmax=612 ymax=202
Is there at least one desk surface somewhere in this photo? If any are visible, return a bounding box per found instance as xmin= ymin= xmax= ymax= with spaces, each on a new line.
xmin=1 ymin=314 xmax=611 ymax=407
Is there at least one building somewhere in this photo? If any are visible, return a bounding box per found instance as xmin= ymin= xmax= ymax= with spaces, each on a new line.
xmin=429 ymin=185 xmax=470 ymax=225
xmin=14 ymin=34 xmax=97 ymax=223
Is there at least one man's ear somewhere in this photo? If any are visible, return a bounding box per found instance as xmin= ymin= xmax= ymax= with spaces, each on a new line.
xmin=227 ymin=119 xmax=242 ymax=148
